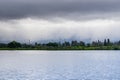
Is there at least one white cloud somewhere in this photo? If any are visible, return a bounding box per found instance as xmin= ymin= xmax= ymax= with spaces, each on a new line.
xmin=0 ymin=18 xmax=120 ymax=43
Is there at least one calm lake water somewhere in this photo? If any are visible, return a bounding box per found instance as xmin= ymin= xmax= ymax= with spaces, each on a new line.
xmin=0 ymin=51 xmax=120 ymax=80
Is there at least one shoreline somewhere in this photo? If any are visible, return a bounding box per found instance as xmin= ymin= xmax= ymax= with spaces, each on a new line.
xmin=0 ymin=47 xmax=120 ymax=50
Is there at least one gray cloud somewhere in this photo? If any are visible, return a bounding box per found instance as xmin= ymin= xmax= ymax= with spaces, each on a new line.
xmin=0 ymin=0 xmax=120 ymax=42
xmin=0 ymin=0 xmax=120 ymax=20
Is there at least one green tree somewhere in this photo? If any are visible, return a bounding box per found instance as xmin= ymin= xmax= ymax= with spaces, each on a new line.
xmin=46 ymin=42 xmax=58 ymax=47
xmin=62 ymin=41 xmax=70 ymax=46
xmin=104 ymin=39 xmax=107 ymax=46
xmin=71 ymin=41 xmax=78 ymax=46
xmin=79 ymin=41 xmax=85 ymax=46
xmin=0 ymin=43 xmax=7 ymax=48
xmin=8 ymin=41 xmax=21 ymax=48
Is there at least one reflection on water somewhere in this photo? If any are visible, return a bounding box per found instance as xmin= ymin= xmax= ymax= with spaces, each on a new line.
xmin=0 ymin=51 xmax=120 ymax=80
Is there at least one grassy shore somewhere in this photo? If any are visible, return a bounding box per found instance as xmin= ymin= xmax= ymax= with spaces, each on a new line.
xmin=0 ymin=46 xmax=120 ymax=50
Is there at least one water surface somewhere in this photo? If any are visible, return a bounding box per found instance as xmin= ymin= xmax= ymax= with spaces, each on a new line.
xmin=0 ymin=50 xmax=120 ymax=80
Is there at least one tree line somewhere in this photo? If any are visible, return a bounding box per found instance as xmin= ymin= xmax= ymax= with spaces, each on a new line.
xmin=0 ymin=39 xmax=120 ymax=50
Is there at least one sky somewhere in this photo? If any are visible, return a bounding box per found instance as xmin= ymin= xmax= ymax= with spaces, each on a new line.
xmin=0 ymin=0 xmax=120 ymax=43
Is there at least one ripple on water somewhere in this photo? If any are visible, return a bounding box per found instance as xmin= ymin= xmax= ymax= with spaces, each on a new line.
xmin=0 ymin=51 xmax=120 ymax=80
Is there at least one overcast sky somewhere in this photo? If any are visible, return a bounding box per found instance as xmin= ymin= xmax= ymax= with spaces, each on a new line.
xmin=0 ymin=0 xmax=120 ymax=43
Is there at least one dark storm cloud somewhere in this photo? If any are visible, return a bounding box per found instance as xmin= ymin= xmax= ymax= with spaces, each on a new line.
xmin=0 ymin=0 xmax=120 ymax=20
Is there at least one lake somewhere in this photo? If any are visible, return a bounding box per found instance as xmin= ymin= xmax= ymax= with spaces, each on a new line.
xmin=0 ymin=51 xmax=120 ymax=80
